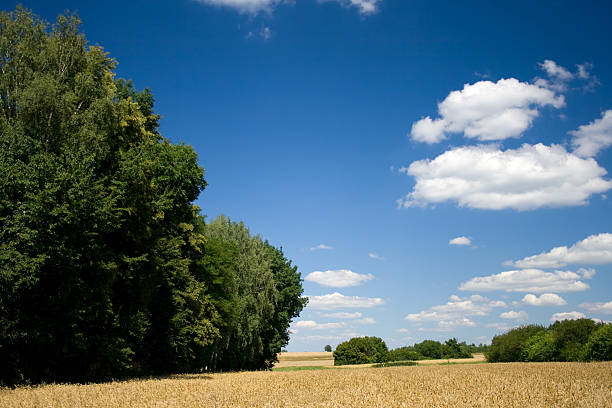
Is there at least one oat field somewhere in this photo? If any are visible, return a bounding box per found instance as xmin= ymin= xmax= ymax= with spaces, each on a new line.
xmin=2 ymin=362 xmax=611 ymax=408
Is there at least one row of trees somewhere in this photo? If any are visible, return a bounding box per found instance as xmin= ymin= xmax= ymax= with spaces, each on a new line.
xmin=332 ymin=337 xmax=487 ymax=365
xmin=486 ymin=319 xmax=611 ymax=363
xmin=388 ymin=338 xmax=486 ymax=361
xmin=0 ymin=8 xmax=306 ymax=385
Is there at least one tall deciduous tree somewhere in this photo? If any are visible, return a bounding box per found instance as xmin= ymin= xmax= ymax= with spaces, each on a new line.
xmin=0 ymin=7 xmax=218 ymax=384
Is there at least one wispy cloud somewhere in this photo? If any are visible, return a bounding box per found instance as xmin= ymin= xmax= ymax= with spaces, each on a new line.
xmin=306 ymin=292 xmax=386 ymax=309
xmin=550 ymin=311 xmax=586 ymax=322
xmin=319 ymin=0 xmax=382 ymax=15
xmin=368 ymin=252 xmax=384 ymax=260
xmin=194 ymin=0 xmax=381 ymax=15
xmin=321 ymin=311 xmax=363 ymax=319
xmin=310 ymin=244 xmax=333 ymax=251
xmin=293 ymin=320 xmax=346 ymax=330
xmin=305 ymin=269 xmax=374 ymax=287
xmin=580 ymin=301 xmax=612 ymax=314
xmin=500 ymin=310 xmax=528 ymax=321
xmin=571 ymin=110 xmax=612 ymax=158
xmin=193 ymin=0 xmax=282 ymax=14
xmin=405 ymin=295 xmax=506 ymax=329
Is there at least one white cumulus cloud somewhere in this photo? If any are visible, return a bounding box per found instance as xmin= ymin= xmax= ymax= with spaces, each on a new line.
xmin=510 ymin=233 xmax=612 ymax=269
xmin=500 ymin=310 xmax=528 ymax=321
xmin=459 ymin=268 xmax=594 ymax=293
xmin=410 ymin=78 xmax=564 ymax=143
xmin=550 ymin=311 xmax=586 ymax=322
xmin=449 ymin=236 xmax=472 ymax=246
xmin=305 ymin=269 xmax=374 ymax=287
xmin=571 ymin=110 xmax=612 ymax=158
xmin=580 ymin=301 xmax=612 ymax=314
xmin=306 ymin=292 xmax=386 ymax=309
xmin=522 ymin=293 xmax=567 ymax=306
xmin=356 ymin=317 xmax=376 ymax=325
xmin=397 ymin=143 xmax=612 ymax=210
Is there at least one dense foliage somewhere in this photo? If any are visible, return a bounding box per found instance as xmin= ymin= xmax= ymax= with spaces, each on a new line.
xmin=0 ymin=7 xmax=306 ymax=385
xmin=486 ymin=319 xmax=611 ymax=363
xmin=333 ymin=336 xmax=389 ymax=365
xmin=388 ymin=338 xmax=483 ymax=361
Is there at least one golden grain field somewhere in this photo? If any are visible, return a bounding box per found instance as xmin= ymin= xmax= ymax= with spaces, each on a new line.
xmin=2 ymin=362 xmax=611 ymax=407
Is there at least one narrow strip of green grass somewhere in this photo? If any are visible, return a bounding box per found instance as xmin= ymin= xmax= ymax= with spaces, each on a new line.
xmin=372 ymin=361 xmax=418 ymax=368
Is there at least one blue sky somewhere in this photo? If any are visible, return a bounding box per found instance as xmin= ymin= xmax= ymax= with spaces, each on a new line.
xmin=13 ymin=0 xmax=612 ymax=351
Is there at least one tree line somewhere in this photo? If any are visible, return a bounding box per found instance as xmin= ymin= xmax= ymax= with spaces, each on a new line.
xmin=332 ymin=336 xmax=488 ymax=365
xmin=486 ymin=319 xmax=611 ymax=363
xmin=0 ymin=7 xmax=306 ymax=385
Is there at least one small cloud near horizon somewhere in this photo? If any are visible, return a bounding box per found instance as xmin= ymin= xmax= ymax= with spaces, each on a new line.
xmin=449 ymin=236 xmax=472 ymax=246
xmin=310 ymin=244 xmax=333 ymax=251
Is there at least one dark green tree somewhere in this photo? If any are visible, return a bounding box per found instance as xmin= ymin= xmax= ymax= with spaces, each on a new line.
xmin=324 ymin=345 xmax=332 ymax=352
xmin=0 ymin=7 xmax=218 ymax=384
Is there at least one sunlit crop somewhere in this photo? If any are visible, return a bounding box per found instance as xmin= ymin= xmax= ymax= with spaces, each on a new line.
xmin=1 ymin=362 xmax=610 ymax=407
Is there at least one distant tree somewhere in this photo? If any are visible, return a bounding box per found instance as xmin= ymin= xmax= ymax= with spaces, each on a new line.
xmin=333 ymin=337 xmax=389 ymax=365
xmin=388 ymin=346 xmax=424 ymax=361
xmin=414 ymin=340 xmax=444 ymax=359
xmin=324 ymin=345 xmax=332 ymax=352
xmin=486 ymin=325 xmax=545 ymax=363
xmin=442 ymin=338 xmax=472 ymax=359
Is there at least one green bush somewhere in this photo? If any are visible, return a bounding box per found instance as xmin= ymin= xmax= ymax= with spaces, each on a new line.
xmin=388 ymin=347 xmax=424 ymax=361
xmin=373 ymin=360 xmax=417 ymax=368
xmin=333 ymin=336 xmax=389 ymax=366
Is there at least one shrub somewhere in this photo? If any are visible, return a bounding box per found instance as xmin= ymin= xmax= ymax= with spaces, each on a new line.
xmin=333 ymin=336 xmax=389 ymax=366
xmin=388 ymin=347 xmax=424 ymax=361
xmin=324 ymin=345 xmax=332 ymax=352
